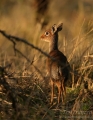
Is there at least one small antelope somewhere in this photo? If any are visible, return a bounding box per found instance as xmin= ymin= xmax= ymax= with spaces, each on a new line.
xmin=41 ymin=23 xmax=70 ymax=104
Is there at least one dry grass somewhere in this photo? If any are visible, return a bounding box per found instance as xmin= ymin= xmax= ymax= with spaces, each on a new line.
xmin=0 ymin=0 xmax=93 ymax=119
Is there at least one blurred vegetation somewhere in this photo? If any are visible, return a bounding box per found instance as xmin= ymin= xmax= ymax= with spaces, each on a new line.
xmin=0 ymin=0 xmax=93 ymax=119
xmin=0 ymin=0 xmax=93 ymax=54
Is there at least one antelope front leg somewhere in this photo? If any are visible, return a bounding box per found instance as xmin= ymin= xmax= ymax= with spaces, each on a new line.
xmin=50 ymin=80 xmax=54 ymax=104
xmin=58 ymin=86 xmax=61 ymax=104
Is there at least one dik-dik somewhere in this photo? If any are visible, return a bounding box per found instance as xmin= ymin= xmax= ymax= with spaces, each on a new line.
xmin=41 ymin=23 xmax=70 ymax=104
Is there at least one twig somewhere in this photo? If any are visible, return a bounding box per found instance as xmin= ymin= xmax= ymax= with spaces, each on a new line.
xmin=0 ymin=30 xmax=50 ymax=58
xmin=76 ymin=64 xmax=93 ymax=70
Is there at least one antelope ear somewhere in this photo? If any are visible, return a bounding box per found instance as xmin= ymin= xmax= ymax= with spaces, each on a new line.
xmin=57 ymin=23 xmax=63 ymax=32
xmin=51 ymin=24 xmax=57 ymax=34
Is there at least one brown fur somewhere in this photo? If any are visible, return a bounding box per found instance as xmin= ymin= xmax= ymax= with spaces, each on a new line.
xmin=41 ymin=23 xmax=70 ymax=104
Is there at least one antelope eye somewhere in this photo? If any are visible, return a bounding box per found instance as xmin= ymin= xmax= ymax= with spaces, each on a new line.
xmin=45 ymin=31 xmax=50 ymax=36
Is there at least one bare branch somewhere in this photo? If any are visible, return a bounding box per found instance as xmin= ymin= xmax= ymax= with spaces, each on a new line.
xmin=0 ymin=30 xmax=50 ymax=58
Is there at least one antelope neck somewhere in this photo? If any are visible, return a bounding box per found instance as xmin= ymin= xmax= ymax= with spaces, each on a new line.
xmin=49 ymin=34 xmax=58 ymax=53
